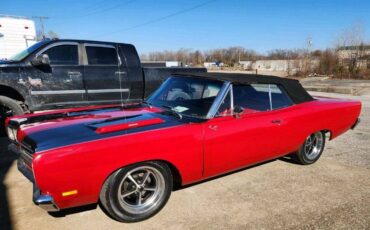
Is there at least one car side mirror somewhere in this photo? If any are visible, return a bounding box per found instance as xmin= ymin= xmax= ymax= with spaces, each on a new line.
xmin=31 ymin=54 xmax=50 ymax=67
xmin=233 ymin=105 xmax=244 ymax=118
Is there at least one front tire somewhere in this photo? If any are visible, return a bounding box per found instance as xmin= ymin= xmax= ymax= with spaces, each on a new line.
xmin=100 ymin=162 xmax=173 ymax=222
xmin=0 ymin=96 xmax=24 ymax=134
xmin=293 ymin=131 xmax=326 ymax=165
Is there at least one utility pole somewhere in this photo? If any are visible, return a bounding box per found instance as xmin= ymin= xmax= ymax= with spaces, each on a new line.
xmin=305 ymin=36 xmax=313 ymax=74
xmin=238 ymin=48 xmax=241 ymax=63
xmin=32 ymin=16 xmax=49 ymax=40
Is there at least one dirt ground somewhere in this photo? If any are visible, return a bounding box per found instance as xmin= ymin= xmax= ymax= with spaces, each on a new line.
xmin=0 ymin=92 xmax=369 ymax=230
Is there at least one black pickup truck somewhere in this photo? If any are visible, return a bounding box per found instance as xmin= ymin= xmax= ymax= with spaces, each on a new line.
xmin=0 ymin=39 xmax=205 ymax=128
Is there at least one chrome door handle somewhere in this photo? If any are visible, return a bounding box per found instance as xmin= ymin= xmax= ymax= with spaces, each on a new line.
xmin=115 ymin=71 xmax=127 ymax=75
xmin=67 ymin=71 xmax=82 ymax=77
xmin=271 ymin=120 xmax=282 ymax=125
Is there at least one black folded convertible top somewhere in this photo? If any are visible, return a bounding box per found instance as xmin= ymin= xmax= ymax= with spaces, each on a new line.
xmin=174 ymin=72 xmax=313 ymax=104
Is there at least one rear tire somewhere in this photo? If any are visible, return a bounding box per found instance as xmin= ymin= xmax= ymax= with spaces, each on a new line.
xmin=0 ymin=96 xmax=24 ymax=135
xmin=100 ymin=161 xmax=173 ymax=222
xmin=293 ymin=131 xmax=326 ymax=165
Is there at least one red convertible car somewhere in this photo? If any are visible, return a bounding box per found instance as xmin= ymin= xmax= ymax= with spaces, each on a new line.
xmin=6 ymin=73 xmax=361 ymax=222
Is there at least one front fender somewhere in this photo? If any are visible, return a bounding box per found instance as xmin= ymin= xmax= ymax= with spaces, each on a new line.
xmin=0 ymin=72 xmax=31 ymax=104
xmin=32 ymin=123 xmax=204 ymax=209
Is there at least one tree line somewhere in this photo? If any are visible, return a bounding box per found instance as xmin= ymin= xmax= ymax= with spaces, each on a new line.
xmin=141 ymin=47 xmax=369 ymax=79
xmin=140 ymin=47 xmax=259 ymax=66
xmin=140 ymin=23 xmax=369 ymax=79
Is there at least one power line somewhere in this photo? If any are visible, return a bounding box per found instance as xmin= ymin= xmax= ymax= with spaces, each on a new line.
xmin=52 ymin=0 xmax=137 ymax=21
xmin=82 ymin=0 xmax=111 ymax=12
xmin=46 ymin=0 xmax=116 ymax=18
xmin=79 ymin=0 xmax=137 ymax=18
xmin=96 ymin=0 xmax=218 ymax=38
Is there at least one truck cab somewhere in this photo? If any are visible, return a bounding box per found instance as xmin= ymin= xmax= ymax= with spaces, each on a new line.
xmin=0 ymin=39 xmax=205 ymax=131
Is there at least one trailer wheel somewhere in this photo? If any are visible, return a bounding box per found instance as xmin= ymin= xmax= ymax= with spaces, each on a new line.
xmin=0 ymin=96 xmax=24 ymax=134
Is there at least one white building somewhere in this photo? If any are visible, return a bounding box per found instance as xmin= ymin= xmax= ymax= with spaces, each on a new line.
xmin=0 ymin=15 xmax=37 ymax=60
xmin=239 ymin=59 xmax=320 ymax=74
xmin=238 ymin=61 xmax=253 ymax=70
xmin=337 ymin=45 xmax=370 ymax=69
xmin=141 ymin=61 xmax=183 ymax=67
xmin=253 ymin=60 xmax=292 ymax=72
xmin=337 ymin=45 xmax=370 ymax=60
xmin=164 ymin=61 xmax=182 ymax=67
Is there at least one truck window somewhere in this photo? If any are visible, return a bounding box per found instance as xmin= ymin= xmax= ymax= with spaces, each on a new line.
xmin=86 ymin=46 xmax=118 ymax=65
xmin=41 ymin=45 xmax=78 ymax=65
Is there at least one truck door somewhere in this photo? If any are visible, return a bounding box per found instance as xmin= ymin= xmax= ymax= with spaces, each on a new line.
xmin=25 ymin=42 xmax=87 ymax=110
xmin=83 ymin=43 xmax=129 ymax=104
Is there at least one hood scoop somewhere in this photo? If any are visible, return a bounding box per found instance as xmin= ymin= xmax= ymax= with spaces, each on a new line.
xmin=93 ymin=117 xmax=164 ymax=134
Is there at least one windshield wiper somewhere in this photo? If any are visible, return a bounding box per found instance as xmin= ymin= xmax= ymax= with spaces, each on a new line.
xmin=161 ymin=105 xmax=183 ymax=120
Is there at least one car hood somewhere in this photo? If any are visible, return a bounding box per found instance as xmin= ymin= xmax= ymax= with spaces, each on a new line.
xmin=0 ymin=60 xmax=11 ymax=64
xmin=0 ymin=60 xmax=22 ymax=67
xmin=10 ymin=105 xmax=185 ymax=152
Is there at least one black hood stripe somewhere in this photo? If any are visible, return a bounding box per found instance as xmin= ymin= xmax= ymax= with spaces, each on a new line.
xmin=24 ymin=112 xmax=185 ymax=152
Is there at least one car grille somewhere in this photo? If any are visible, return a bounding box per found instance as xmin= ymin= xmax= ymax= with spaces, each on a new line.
xmin=7 ymin=126 xmax=17 ymax=142
xmin=19 ymin=142 xmax=34 ymax=170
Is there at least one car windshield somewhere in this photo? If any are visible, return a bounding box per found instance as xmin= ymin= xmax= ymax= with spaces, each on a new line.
xmin=147 ymin=76 xmax=224 ymax=118
xmin=8 ymin=40 xmax=50 ymax=62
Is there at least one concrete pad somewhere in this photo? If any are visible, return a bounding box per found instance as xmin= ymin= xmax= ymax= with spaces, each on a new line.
xmin=301 ymin=77 xmax=370 ymax=96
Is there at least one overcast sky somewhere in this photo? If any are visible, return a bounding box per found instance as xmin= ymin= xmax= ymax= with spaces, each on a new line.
xmin=2 ymin=0 xmax=370 ymax=54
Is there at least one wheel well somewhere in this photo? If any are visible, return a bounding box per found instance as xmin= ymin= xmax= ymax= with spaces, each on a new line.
xmin=157 ymin=160 xmax=182 ymax=190
xmin=0 ymin=85 xmax=24 ymax=102
xmin=101 ymin=160 xmax=183 ymax=195
xmin=321 ymin=129 xmax=332 ymax=140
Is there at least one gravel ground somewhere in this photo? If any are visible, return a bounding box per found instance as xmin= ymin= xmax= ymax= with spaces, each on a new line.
xmin=311 ymin=92 xmax=370 ymax=169
xmin=0 ymin=92 xmax=369 ymax=230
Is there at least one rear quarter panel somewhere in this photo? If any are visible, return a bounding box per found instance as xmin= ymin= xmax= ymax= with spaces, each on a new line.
xmin=277 ymin=97 xmax=361 ymax=155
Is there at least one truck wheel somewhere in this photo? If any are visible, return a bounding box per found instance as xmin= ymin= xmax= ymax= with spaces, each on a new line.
xmin=0 ymin=96 xmax=24 ymax=134
xmin=100 ymin=161 xmax=173 ymax=222
xmin=293 ymin=131 xmax=326 ymax=165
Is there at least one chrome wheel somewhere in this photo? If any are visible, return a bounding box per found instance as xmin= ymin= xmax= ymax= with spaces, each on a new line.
xmin=117 ymin=166 xmax=166 ymax=215
xmin=304 ymin=132 xmax=324 ymax=160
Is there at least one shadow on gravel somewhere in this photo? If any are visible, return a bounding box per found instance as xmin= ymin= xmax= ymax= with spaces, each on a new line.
xmin=0 ymin=137 xmax=16 ymax=230
xmin=48 ymin=204 xmax=98 ymax=218
xmin=178 ymin=155 xmax=301 ymax=192
xmin=279 ymin=155 xmax=301 ymax=165
xmin=0 ymin=137 xmax=301 ymax=224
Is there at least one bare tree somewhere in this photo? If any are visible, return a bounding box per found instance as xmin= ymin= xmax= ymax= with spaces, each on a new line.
xmin=335 ymin=21 xmax=365 ymax=48
xmin=36 ymin=30 xmax=59 ymax=40
xmin=335 ymin=22 xmax=366 ymax=78
xmin=47 ymin=30 xmax=59 ymax=39
xmin=190 ymin=50 xmax=203 ymax=66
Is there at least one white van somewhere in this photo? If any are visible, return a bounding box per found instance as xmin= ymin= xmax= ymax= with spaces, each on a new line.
xmin=0 ymin=15 xmax=37 ymax=60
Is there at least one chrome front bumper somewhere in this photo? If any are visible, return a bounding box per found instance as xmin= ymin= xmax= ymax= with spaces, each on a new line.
xmin=9 ymin=143 xmax=60 ymax=212
xmin=32 ymin=185 xmax=60 ymax=212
